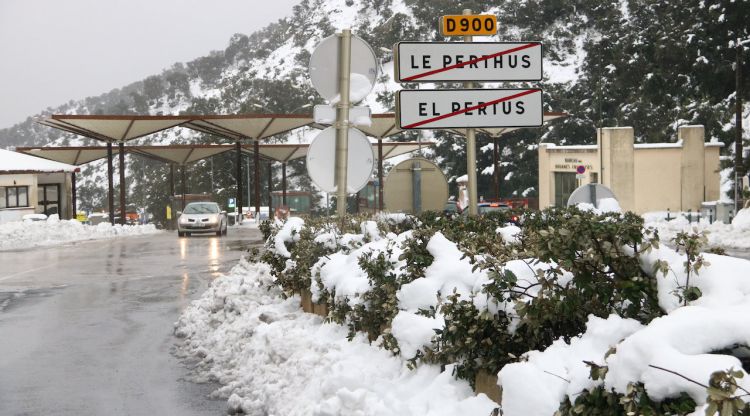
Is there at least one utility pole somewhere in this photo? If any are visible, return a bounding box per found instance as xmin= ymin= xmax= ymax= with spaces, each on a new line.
xmin=736 ymin=38 xmax=744 ymax=211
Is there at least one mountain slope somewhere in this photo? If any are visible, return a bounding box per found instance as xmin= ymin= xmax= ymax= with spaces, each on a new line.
xmin=1 ymin=0 xmax=747 ymax=218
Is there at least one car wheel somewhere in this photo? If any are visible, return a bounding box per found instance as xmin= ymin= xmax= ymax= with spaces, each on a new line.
xmin=178 ymin=231 xmax=184 ymax=237
xmin=185 ymin=232 xmax=191 ymax=237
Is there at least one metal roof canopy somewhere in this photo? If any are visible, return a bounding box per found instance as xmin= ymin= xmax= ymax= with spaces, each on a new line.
xmin=15 ymin=141 xmax=434 ymax=166
xmin=38 ymin=115 xmax=194 ymax=143
xmin=37 ymin=114 xmax=316 ymax=143
xmin=451 ymin=112 xmax=568 ymax=137
xmin=183 ymin=114 xmax=315 ymax=141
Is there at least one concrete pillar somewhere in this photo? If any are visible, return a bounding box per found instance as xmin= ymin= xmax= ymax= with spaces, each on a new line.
xmin=538 ymin=143 xmax=552 ymax=208
xmin=118 ymin=142 xmax=126 ymax=225
xmin=600 ymin=127 xmax=635 ymax=212
xmin=679 ymin=125 xmax=706 ymax=211
xmin=282 ymin=162 xmax=287 ymax=206
xmin=66 ymin=173 xmax=74 ymax=220
xmin=107 ymin=142 xmax=115 ymax=224
xmin=235 ymin=140 xmax=242 ymax=223
xmin=254 ymin=140 xmax=260 ymax=218
xmin=71 ymin=171 xmax=77 ymax=218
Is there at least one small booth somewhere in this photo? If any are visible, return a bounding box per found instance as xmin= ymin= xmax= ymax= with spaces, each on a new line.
xmin=0 ymin=148 xmax=79 ymax=223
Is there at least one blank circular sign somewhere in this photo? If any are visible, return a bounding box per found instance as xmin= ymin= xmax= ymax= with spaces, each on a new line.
xmin=309 ymin=34 xmax=378 ymax=103
xmin=306 ymin=127 xmax=375 ymax=193
xmin=384 ymin=157 xmax=449 ymax=213
xmin=566 ymin=183 xmax=617 ymax=207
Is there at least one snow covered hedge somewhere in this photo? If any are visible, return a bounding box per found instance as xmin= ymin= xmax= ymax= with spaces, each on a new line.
xmin=183 ymin=208 xmax=750 ymax=415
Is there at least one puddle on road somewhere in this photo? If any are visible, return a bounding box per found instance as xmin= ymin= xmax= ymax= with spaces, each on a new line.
xmin=0 ymin=285 xmax=67 ymax=313
xmin=225 ymin=239 xmax=263 ymax=252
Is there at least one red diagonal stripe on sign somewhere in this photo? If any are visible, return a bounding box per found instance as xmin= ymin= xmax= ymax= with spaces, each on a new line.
xmin=402 ymin=89 xmax=540 ymax=129
xmin=402 ymin=43 xmax=539 ymax=81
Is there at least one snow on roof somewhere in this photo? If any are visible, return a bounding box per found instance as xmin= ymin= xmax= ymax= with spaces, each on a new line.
xmin=0 ymin=148 xmax=79 ymax=174
xmin=542 ymin=140 xmax=724 ymax=151
xmin=540 ymin=143 xmax=598 ymax=150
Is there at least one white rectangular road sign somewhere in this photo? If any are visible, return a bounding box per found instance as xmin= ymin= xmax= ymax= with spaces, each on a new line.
xmin=397 ymin=88 xmax=543 ymax=130
xmin=394 ymin=42 xmax=542 ymax=82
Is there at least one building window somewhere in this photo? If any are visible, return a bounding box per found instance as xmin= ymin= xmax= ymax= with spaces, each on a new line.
xmin=4 ymin=186 xmax=29 ymax=208
xmin=554 ymin=172 xmax=577 ymax=207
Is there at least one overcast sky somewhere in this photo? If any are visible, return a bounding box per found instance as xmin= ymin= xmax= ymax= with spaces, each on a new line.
xmin=0 ymin=0 xmax=299 ymax=129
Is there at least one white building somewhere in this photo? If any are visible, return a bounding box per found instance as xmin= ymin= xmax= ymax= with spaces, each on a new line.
xmin=0 ymin=148 xmax=79 ymax=223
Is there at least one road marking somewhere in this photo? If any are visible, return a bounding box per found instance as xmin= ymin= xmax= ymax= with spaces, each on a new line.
xmin=0 ymin=264 xmax=57 ymax=282
xmin=402 ymin=42 xmax=539 ymax=81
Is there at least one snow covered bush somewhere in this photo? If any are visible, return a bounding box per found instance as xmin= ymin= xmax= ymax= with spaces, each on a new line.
xmin=238 ymin=208 xmax=750 ymax=415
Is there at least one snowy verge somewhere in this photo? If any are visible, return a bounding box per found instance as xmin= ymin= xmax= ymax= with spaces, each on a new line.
xmin=644 ymin=208 xmax=750 ymax=249
xmin=498 ymin=243 xmax=750 ymax=415
xmin=0 ymin=216 xmax=161 ymax=251
xmin=174 ymin=258 xmax=497 ymax=416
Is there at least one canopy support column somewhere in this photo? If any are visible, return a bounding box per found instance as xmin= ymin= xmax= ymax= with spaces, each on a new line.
xmin=118 ymin=142 xmax=126 ymax=225
xmin=235 ymin=140 xmax=242 ymax=224
xmin=378 ymin=138 xmax=384 ymax=211
xmin=169 ymin=164 xmax=175 ymax=197
xmin=282 ymin=162 xmax=287 ymax=206
xmin=493 ymin=137 xmax=500 ymax=200
xmin=267 ymin=161 xmax=273 ymax=219
xmin=107 ymin=142 xmax=115 ymax=225
xmin=181 ymin=164 xmax=187 ymax=211
xmin=71 ymin=171 xmax=77 ymax=218
xmin=254 ymin=140 xmax=260 ymax=218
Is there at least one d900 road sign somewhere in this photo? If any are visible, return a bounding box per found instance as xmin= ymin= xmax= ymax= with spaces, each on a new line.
xmin=397 ymin=88 xmax=543 ymax=130
xmin=440 ymin=14 xmax=496 ymax=36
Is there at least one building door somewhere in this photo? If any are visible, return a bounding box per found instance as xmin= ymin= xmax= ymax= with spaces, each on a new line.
xmin=554 ymin=172 xmax=577 ymax=207
xmin=38 ymin=184 xmax=60 ymax=216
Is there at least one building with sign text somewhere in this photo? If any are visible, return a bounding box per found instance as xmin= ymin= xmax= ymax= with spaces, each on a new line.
xmin=538 ymin=125 xmax=722 ymax=213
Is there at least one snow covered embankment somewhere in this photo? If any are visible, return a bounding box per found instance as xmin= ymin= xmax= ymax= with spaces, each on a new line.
xmin=177 ymin=214 xmax=750 ymax=415
xmin=0 ymin=216 xmax=160 ymax=251
xmin=644 ymin=208 xmax=750 ymax=250
xmin=174 ymin=258 xmax=495 ymax=416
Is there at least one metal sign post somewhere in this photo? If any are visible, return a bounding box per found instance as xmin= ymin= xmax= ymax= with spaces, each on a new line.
xmin=308 ymin=30 xmax=377 ymax=219
xmin=335 ymin=30 xmax=352 ymax=217
xmin=463 ymin=8 xmax=478 ymax=216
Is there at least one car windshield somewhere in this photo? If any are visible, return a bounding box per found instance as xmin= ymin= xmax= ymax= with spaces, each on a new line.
xmin=184 ymin=203 xmax=219 ymax=214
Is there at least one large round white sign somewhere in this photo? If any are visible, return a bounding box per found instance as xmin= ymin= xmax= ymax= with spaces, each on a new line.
xmin=309 ymin=34 xmax=378 ymax=104
xmin=306 ymin=126 xmax=375 ymax=193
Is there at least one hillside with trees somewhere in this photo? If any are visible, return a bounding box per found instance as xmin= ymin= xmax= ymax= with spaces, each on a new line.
xmin=0 ymin=0 xmax=747 ymax=220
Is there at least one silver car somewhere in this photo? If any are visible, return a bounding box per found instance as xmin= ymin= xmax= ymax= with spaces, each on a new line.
xmin=177 ymin=202 xmax=228 ymax=237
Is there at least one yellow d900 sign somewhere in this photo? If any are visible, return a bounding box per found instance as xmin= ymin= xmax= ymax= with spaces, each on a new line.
xmin=441 ymin=14 xmax=497 ymax=36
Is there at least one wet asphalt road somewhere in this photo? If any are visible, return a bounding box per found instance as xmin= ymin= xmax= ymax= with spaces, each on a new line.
xmin=0 ymin=226 xmax=263 ymax=416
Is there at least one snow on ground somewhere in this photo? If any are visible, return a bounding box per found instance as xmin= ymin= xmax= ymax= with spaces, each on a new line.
xmin=0 ymin=216 xmax=160 ymax=251
xmin=177 ymin=215 xmax=750 ymax=415
xmin=499 ymin=243 xmax=750 ymax=415
xmin=174 ymin=259 xmax=496 ymax=416
xmin=644 ymin=208 xmax=750 ymax=249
